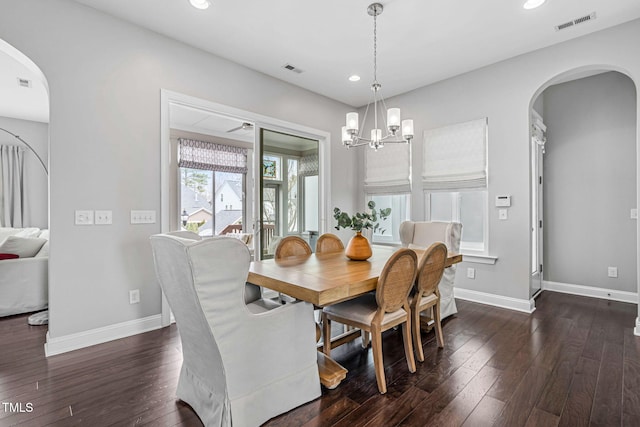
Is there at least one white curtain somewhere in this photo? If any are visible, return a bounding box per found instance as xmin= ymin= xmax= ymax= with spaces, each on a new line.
xmin=422 ymin=118 xmax=488 ymax=190
xmin=0 ymin=145 xmax=25 ymax=227
xmin=364 ymin=143 xmax=411 ymax=194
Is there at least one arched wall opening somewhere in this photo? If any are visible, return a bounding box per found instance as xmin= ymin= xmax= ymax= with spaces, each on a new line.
xmin=0 ymin=37 xmax=50 ymax=324
xmin=528 ymin=66 xmax=638 ymax=319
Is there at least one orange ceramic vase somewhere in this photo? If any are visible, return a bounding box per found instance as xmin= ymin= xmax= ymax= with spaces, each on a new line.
xmin=345 ymin=231 xmax=372 ymax=261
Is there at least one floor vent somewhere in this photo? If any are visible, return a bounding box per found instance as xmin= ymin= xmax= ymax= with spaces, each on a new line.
xmin=555 ymin=12 xmax=596 ymax=31
xmin=282 ymin=63 xmax=303 ymax=74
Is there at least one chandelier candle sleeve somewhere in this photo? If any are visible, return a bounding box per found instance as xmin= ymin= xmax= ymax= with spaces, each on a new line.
xmin=346 ymin=113 xmax=359 ymax=132
xmin=387 ymin=108 xmax=401 ymax=132
xmin=402 ymin=120 xmax=414 ymax=139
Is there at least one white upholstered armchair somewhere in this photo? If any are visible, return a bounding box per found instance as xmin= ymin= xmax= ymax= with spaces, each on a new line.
xmin=150 ymin=234 xmax=320 ymax=426
xmin=399 ymin=221 xmax=462 ymax=318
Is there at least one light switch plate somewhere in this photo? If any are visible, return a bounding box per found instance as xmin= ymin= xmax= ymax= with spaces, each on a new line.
xmin=130 ymin=210 xmax=156 ymax=224
xmin=75 ymin=210 xmax=94 ymax=225
xmin=631 ymin=209 xmax=638 ymax=219
xmin=498 ymin=209 xmax=508 ymax=220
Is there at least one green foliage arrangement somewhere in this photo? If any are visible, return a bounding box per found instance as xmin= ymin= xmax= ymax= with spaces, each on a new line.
xmin=333 ymin=201 xmax=391 ymax=234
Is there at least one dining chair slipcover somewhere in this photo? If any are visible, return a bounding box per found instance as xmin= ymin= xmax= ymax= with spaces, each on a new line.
xmin=150 ymin=234 xmax=320 ymax=427
xmin=399 ymin=221 xmax=462 ymax=318
xmin=165 ymin=230 xmax=278 ymax=311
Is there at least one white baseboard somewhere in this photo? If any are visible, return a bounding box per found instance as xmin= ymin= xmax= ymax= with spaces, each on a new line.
xmin=635 ymin=317 xmax=640 ymax=337
xmin=454 ymin=288 xmax=535 ymax=313
xmin=44 ymin=314 xmax=163 ymax=357
xmin=542 ymin=280 xmax=638 ymax=304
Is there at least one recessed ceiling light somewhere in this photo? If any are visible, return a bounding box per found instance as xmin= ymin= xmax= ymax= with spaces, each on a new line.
xmin=523 ymin=0 xmax=546 ymax=9
xmin=348 ymin=75 xmax=361 ymax=82
xmin=189 ymin=0 xmax=210 ymax=10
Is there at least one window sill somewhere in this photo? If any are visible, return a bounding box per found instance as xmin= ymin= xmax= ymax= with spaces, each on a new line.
xmin=461 ymin=253 xmax=498 ymax=265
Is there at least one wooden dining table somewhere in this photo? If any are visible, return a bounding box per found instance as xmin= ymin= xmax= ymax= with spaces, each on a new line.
xmin=248 ymin=244 xmax=462 ymax=389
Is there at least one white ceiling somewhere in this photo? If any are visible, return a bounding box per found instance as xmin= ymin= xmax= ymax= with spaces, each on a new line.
xmin=74 ymin=0 xmax=640 ymax=107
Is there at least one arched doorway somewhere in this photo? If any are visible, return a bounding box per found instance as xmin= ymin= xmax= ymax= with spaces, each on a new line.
xmin=0 ymin=38 xmax=50 ymax=324
xmin=529 ymin=67 xmax=638 ymax=305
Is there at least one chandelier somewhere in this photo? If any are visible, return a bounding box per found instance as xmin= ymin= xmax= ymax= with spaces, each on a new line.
xmin=342 ymin=3 xmax=414 ymax=150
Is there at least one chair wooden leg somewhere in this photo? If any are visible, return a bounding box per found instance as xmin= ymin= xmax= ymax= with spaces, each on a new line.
xmin=402 ymin=319 xmax=416 ymax=373
xmin=361 ymin=330 xmax=370 ymax=348
xmin=412 ymin=305 xmax=424 ymax=362
xmin=322 ymin=313 xmax=332 ymax=356
xmin=434 ymin=301 xmax=444 ymax=348
xmin=370 ymin=326 xmax=386 ymax=394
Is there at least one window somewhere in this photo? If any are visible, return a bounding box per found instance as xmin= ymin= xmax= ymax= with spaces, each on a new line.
xmin=369 ymin=194 xmax=410 ymax=244
xmin=427 ymin=190 xmax=487 ymax=252
xmin=423 ymin=118 xmax=488 ymax=254
xmin=364 ymin=143 xmax=411 ymax=244
xmin=178 ymin=138 xmax=247 ymax=237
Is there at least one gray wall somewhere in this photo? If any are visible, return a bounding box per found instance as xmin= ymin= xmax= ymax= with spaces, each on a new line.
xmin=0 ymin=0 xmax=357 ymax=339
xmin=0 ymin=116 xmax=48 ymax=228
xmin=543 ymin=72 xmax=637 ymax=292
xmin=357 ymin=19 xmax=640 ymax=307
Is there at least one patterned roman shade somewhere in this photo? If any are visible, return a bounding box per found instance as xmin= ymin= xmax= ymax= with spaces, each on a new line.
xmin=178 ymin=138 xmax=248 ymax=173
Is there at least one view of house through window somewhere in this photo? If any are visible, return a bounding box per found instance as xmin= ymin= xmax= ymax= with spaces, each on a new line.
xmin=181 ymin=169 xmax=245 ymax=236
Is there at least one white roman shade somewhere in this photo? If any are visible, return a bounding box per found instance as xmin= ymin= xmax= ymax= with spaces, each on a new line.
xmin=422 ymin=118 xmax=487 ymax=190
xmin=364 ymin=143 xmax=411 ymax=194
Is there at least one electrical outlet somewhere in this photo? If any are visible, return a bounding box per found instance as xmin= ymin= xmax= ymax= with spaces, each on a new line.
xmin=631 ymin=209 xmax=638 ymax=219
xmin=75 ymin=210 xmax=94 ymax=225
xmin=607 ymin=267 xmax=618 ymax=278
xmin=95 ymin=210 xmax=112 ymax=225
xmin=129 ymin=289 xmax=140 ymax=304
xmin=466 ymin=268 xmax=476 ymax=279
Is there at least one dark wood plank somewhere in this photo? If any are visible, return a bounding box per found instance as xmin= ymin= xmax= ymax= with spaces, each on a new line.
xmin=525 ymin=408 xmax=559 ymax=427
xmin=460 ymin=395 xmax=505 ymax=427
xmin=558 ymin=357 xmax=599 ymax=427
xmin=590 ymin=341 xmax=624 ymax=426
xmin=623 ymin=328 xmax=640 ymax=425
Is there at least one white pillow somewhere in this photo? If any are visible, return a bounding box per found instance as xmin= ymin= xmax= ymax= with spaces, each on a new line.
xmin=0 ymin=236 xmax=47 ymax=258
xmin=15 ymin=227 xmax=41 ymax=238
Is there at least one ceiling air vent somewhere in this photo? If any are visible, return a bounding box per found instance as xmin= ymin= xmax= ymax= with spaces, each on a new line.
xmin=17 ymin=78 xmax=31 ymax=88
xmin=282 ymin=63 xmax=303 ymax=74
xmin=555 ymin=12 xmax=596 ymax=31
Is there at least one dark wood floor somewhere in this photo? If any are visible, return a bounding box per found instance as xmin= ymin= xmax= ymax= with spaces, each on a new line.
xmin=1 ymin=291 xmax=638 ymax=426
